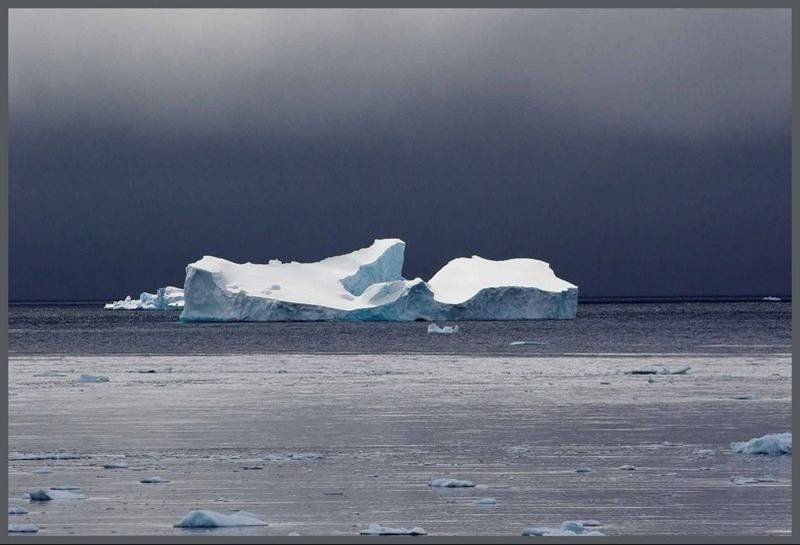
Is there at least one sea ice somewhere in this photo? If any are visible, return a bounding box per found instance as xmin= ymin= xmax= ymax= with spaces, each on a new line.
xmin=180 ymin=239 xmax=577 ymax=321
xmin=105 ymin=286 xmax=184 ymax=310
xmin=31 ymin=467 xmax=53 ymax=474
xmin=475 ymin=497 xmax=497 ymax=505
xmin=174 ymin=510 xmax=267 ymax=528
xmin=625 ymin=366 xmax=690 ymax=375
xmin=731 ymin=432 xmax=791 ymax=456
xmin=428 ymin=478 xmax=475 ymax=488
xmin=10 ymin=452 xmax=85 ymax=461
xmin=359 ymin=523 xmax=427 ymax=536
xmin=427 ymin=323 xmax=459 ymax=334
xmin=8 ymin=524 xmax=39 ymax=533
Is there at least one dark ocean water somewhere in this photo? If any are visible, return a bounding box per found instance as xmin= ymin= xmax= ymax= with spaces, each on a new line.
xmin=8 ymin=302 xmax=791 ymax=356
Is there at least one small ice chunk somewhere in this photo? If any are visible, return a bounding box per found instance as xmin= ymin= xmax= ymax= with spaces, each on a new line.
xmin=49 ymin=485 xmax=80 ymax=490
xmin=360 ymin=523 xmax=427 ymax=536
xmin=475 ymin=497 xmax=497 ymax=505
xmin=731 ymin=432 xmax=791 ymax=456
xmin=429 ymin=478 xmax=475 ymax=488
xmin=731 ymin=476 xmax=777 ymax=485
xmin=692 ymin=449 xmax=715 ymax=458
xmin=427 ymin=323 xmax=459 ymax=334
xmin=509 ymin=341 xmax=546 ymax=346
xmin=28 ymin=488 xmax=87 ymax=501
xmin=103 ymin=461 xmax=129 ymax=469
xmin=174 ymin=509 xmax=267 ymax=528
xmin=618 ymin=464 xmax=637 ymax=471
xmin=140 ymin=476 xmax=170 ymax=484
xmin=580 ymin=520 xmax=602 ymax=527
xmin=32 ymin=467 xmax=52 ymax=474
xmin=575 ymin=466 xmax=593 ymax=473
xmin=732 ymin=394 xmax=756 ymax=400
xmin=288 ymin=531 xmax=300 ymax=536
xmin=8 ymin=506 xmax=28 ymax=515
xmin=78 ymin=374 xmax=109 ymax=383
xmin=626 ymin=366 xmax=690 ymax=376
xmin=8 ymin=524 xmax=39 ymax=533
xmin=263 ymin=452 xmax=323 ymax=462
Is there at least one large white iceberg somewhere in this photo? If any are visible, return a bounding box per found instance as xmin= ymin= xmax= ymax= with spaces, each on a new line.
xmin=105 ymin=286 xmax=184 ymax=310
xmin=180 ymin=239 xmax=577 ymax=322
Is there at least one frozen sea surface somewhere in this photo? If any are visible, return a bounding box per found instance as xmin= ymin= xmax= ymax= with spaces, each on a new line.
xmin=8 ymin=349 xmax=791 ymax=536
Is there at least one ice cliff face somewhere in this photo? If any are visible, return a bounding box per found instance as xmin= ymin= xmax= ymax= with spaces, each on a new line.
xmin=180 ymin=239 xmax=577 ymax=321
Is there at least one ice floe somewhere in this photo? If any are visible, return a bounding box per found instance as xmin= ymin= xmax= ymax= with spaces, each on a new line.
xmin=521 ymin=521 xmax=604 ymax=536
xmin=575 ymin=466 xmax=593 ymax=473
xmin=429 ymin=478 xmax=475 ymax=488
xmin=625 ymin=366 xmax=690 ymax=376
xmin=360 ymin=523 xmax=427 ymax=536
xmin=140 ymin=476 xmax=170 ymax=484
xmin=10 ymin=452 xmax=86 ymax=461
xmin=731 ymin=432 xmax=791 ymax=456
xmin=263 ymin=452 xmax=323 ymax=462
xmin=28 ymin=488 xmax=87 ymax=501
xmin=78 ymin=374 xmax=109 ymax=383
xmin=618 ymin=464 xmax=637 ymax=471
xmin=103 ymin=461 xmax=129 ymax=469
xmin=8 ymin=506 xmax=28 ymax=515
xmin=475 ymin=497 xmax=497 ymax=505
xmin=174 ymin=510 xmax=267 ymax=528
xmin=731 ymin=476 xmax=777 ymax=485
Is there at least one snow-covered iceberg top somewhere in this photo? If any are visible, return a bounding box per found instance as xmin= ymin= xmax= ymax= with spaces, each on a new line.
xmin=105 ymin=286 xmax=184 ymax=310
xmin=181 ymin=238 xmax=577 ymax=322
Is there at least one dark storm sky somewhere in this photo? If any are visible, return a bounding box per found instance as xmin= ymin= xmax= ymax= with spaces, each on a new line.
xmin=9 ymin=9 xmax=791 ymax=300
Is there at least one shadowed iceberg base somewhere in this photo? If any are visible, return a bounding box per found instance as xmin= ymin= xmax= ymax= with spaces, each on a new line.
xmin=180 ymin=239 xmax=577 ymax=322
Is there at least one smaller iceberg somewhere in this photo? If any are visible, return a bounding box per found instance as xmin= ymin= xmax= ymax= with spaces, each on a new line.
xmin=174 ymin=510 xmax=267 ymax=528
xmin=105 ymin=286 xmax=184 ymax=310
xmin=427 ymin=323 xmax=459 ymax=334
xmin=731 ymin=432 xmax=791 ymax=456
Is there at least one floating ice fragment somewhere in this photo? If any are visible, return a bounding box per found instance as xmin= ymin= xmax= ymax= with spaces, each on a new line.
xmin=522 ymin=521 xmax=604 ymax=536
xmin=763 ymin=296 xmax=782 ymax=302
xmin=625 ymin=366 xmax=690 ymax=376
xmin=8 ymin=524 xmax=38 ymax=533
xmin=575 ymin=466 xmax=593 ymax=473
xmin=8 ymin=506 xmax=28 ymax=515
xmin=731 ymin=432 xmax=791 ymax=456
xmin=429 ymin=478 xmax=475 ymax=488
xmin=32 ymin=467 xmax=52 ymax=474
xmin=618 ymin=464 xmax=637 ymax=471
xmin=10 ymin=451 xmax=86 ymax=461
xmin=103 ymin=461 xmax=129 ymax=469
xmin=731 ymin=476 xmax=777 ymax=485
xmin=28 ymin=488 xmax=87 ymax=501
xmin=174 ymin=510 xmax=267 ymax=528
xmin=475 ymin=497 xmax=497 ymax=505
xmin=140 ymin=476 xmax=169 ymax=484
xmin=263 ymin=452 xmax=323 ymax=462
xmin=105 ymin=286 xmax=184 ymax=310
xmin=78 ymin=374 xmax=109 ymax=383
xmin=427 ymin=323 xmax=459 ymax=334
xmin=360 ymin=523 xmax=427 ymax=536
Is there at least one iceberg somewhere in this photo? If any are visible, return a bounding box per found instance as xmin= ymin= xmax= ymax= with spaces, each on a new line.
xmin=180 ymin=239 xmax=577 ymax=322
xmin=360 ymin=523 xmax=427 ymax=536
xmin=104 ymin=286 xmax=184 ymax=310
xmin=174 ymin=510 xmax=267 ymax=528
